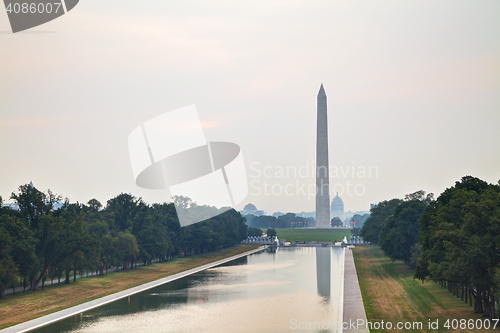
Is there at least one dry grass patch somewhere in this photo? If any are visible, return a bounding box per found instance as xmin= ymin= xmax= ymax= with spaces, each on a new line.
xmin=354 ymin=246 xmax=497 ymax=333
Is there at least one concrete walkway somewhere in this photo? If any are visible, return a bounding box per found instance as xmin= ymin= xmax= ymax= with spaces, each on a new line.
xmin=1 ymin=246 xmax=265 ymax=333
xmin=343 ymin=247 xmax=370 ymax=333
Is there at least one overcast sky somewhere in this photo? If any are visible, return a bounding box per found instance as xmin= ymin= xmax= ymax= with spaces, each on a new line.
xmin=1 ymin=0 xmax=499 ymax=214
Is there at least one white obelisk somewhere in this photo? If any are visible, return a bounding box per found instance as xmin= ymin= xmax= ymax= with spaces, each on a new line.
xmin=316 ymin=84 xmax=331 ymax=228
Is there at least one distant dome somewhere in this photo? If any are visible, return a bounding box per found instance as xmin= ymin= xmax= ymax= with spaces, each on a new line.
xmin=331 ymin=193 xmax=344 ymax=213
xmin=243 ymin=203 xmax=257 ymax=211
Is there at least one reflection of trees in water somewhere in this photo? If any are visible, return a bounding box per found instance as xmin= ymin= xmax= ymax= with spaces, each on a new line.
xmin=267 ymin=246 xmax=278 ymax=254
xmin=219 ymin=256 xmax=248 ymax=267
xmin=316 ymin=247 xmax=331 ymax=301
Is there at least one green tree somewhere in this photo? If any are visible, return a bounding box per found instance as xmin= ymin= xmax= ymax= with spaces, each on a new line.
xmin=134 ymin=213 xmax=170 ymax=265
xmin=350 ymin=214 xmax=370 ymax=228
xmin=416 ymin=176 xmax=500 ymax=317
xmin=105 ymin=193 xmax=147 ymax=231
xmin=361 ymin=198 xmax=402 ymax=243
xmin=331 ymin=217 xmax=342 ymax=228
xmin=11 ymin=184 xmax=61 ymax=230
xmin=246 ymin=215 xmax=276 ymax=229
xmin=114 ymin=232 xmax=139 ymax=270
xmin=99 ymin=235 xmax=114 ymax=275
xmin=0 ymin=228 xmax=17 ymax=298
xmin=266 ymin=228 xmax=277 ymax=237
xmin=248 ymin=227 xmax=263 ymax=237
xmin=379 ymin=193 xmax=430 ymax=265
xmin=0 ymin=214 xmax=36 ymax=295
xmin=86 ymin=198 xmax=102 ymax=212
xmin=350 ymin=228 xmax=361 ymax=237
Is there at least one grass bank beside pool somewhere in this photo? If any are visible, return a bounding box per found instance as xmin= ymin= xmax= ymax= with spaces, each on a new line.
xmin=276 ymin=228 xmax=351 ymax=243
xmin=353 ymin=246 xmax=496 ymax=332
xmin=0 ymin=245 xmax=259 ymax=330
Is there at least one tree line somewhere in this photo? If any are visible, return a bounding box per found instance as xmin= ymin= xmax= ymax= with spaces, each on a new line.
xmin=0 ymin=184 xmax=248 ymax=298
xmin=245 ymin=213 xmax=315 ymax=229
xmin=361 ymin=176 xmax=500 ymax=318
xmin=246 ymin=227 xmax=277 ymax=237
xmin=331 ymin=214 xmax=370 ymax=228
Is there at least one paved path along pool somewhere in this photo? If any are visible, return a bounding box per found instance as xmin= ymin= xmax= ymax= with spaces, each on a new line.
xmin=343 ymin=247 xmax=369 ymax=333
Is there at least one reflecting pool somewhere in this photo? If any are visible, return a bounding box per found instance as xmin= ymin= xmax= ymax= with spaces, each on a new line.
xmin=33 ymin=246 xmax=344 ymax=333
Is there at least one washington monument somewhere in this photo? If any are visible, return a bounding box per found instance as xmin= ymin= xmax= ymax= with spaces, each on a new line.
xmin=316 ymin=84 xmax=331 ymax=228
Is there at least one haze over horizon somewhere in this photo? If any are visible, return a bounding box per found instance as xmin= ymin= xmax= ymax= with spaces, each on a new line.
xmin=1 ymin=0 xmax=499 ymax=215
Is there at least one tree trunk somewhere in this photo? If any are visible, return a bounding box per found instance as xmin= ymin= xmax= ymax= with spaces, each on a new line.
xmin=73 ymin=269 xmax=77 ymax=282
xmin=65 ymin=270 xmax=70 ymax=284
xmin=12 ymin=285 xmax=15 ymax=296
xmin=470 ymin=290 xmax=473 ymax=306
xmin=35 ymin=265 xmax=49 ymax=290
xmin=31 ymin=273 xmax=38 ymax=291
xmin=475 ymin=290 xmax=484 ymax=313
xmin=483 ymin=291 xmax=491 ymax=317
xmin=1 ymin=282 xmax=5 ymax=298
xmin=100 ymin=262 xmax=106 ymax=276
xmin=491 ymin=294 xmax=495 ymax=319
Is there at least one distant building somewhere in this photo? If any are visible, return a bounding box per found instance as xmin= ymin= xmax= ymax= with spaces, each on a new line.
xmin=2 ymin=202 xmax=20 ymax=210
xmin=240 ymin=203 xmax=265 ymax=216
xmin=330 ymin=192 xmax=345 ymax=221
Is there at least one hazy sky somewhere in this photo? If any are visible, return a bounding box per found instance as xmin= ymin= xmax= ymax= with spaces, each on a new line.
xmin=1 ymin=0 xmax=499 ymax=214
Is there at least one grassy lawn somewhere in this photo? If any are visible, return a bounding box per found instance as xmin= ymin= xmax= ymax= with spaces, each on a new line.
xmin=354 ymin=246 xmax=497 ymax=332
xmin=0 ymin=245 xmax=259 ymax=330
xmin=276 ymin=228 xmax=351 ymax=243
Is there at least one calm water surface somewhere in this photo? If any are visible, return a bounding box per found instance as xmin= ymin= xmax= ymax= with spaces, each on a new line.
xmin=33 ymin=247 xmax=344 ymax=333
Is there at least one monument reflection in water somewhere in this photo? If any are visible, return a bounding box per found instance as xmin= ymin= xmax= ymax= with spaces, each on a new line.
xmin=316 ymin=247 xmax=332 ymax=301
xmin=33 ymin=247 xmax=344 ymax=333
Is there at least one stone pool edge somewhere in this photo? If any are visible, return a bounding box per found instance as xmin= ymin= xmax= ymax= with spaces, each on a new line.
xmin=342 ymin=246 xmax=369 ymax=333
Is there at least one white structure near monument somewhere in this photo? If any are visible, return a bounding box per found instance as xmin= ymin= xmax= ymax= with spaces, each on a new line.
xmin=349 ymin=236 xmax=364 ymax=245
xmin=330 ymin=192 xmax=345 ymax=221
xmin=240 ymin=203 xmax=265 ymax=216
xmin=241 ymin=236 xmax=282 ymax=245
